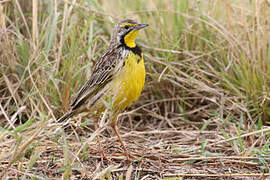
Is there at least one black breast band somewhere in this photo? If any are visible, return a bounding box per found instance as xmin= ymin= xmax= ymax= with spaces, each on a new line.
xmin=124 ymin=45 xmax=142 ymax=57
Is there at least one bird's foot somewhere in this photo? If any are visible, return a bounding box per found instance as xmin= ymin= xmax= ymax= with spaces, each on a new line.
xmin=111 ymin=151 xmax=139 ymax=163
xmin=98 ymin=148 xmax=113 ymax=164
xmin=123 ymin=151 xmax=137 ymax=162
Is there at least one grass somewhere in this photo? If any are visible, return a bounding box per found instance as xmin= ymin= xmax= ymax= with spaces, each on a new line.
xmin=1 ymin=0 xmax=270 ymax=179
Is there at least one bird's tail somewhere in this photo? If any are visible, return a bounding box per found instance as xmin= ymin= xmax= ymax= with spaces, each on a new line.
xmin=57 ymin=111 xmax=74 ymax=123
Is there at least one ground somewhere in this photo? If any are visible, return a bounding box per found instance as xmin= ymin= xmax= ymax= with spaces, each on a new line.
xmin=1 ymin=109 xmax=269 ymax=179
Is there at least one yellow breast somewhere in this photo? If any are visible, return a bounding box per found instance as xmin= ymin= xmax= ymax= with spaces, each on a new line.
xmin=111 ymin=52 xmax=145 ymax=111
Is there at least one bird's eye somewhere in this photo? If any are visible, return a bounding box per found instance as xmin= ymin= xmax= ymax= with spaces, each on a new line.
xmin=124 ymin=25 xmax=129 ymax=29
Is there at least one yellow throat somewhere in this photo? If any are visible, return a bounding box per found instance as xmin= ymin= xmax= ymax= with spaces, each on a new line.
xmin=124 ymin=30 xmax=139 ymax=48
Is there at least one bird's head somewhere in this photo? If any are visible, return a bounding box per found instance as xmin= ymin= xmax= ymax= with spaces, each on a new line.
xmin=110 ymin=19 xmax=148 ymax=48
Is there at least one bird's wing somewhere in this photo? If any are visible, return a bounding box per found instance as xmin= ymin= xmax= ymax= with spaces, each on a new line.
xmin=70 ymin=46 xmax=124 ymax=109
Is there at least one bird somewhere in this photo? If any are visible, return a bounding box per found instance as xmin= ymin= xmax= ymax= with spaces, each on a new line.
xmin=57 ymin=19 xmax=148 ymax=160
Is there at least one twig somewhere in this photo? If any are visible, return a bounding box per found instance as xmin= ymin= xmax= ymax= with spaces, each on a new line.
xmin=170 ymin=156 xmax=270 ymax=162
xmin=8 ymin=168 xmax=46 ymax=180
xmin=164 ymin=173 xmax=270 ymax=177
xmin=0 ymin=103 xmax=15 ymax=129
xmin=14 ymin=0 xmax=31 ymax=38
xmin=183 ymin=126 xmax=270 ymax=153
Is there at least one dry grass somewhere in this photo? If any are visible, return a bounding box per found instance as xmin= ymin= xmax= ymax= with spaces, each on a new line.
xmin=1 ymin=0 xmax=270 ymax=179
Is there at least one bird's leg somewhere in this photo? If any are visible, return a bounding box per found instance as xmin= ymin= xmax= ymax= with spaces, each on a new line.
xmin=94 ymin=116 xmax=111 ymax=162
xmin=111 ymin=116 xmax=136 ymax=162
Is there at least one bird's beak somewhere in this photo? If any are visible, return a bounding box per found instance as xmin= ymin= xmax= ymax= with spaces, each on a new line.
xmin=134 ymin=23 xmax=149 ymax=31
